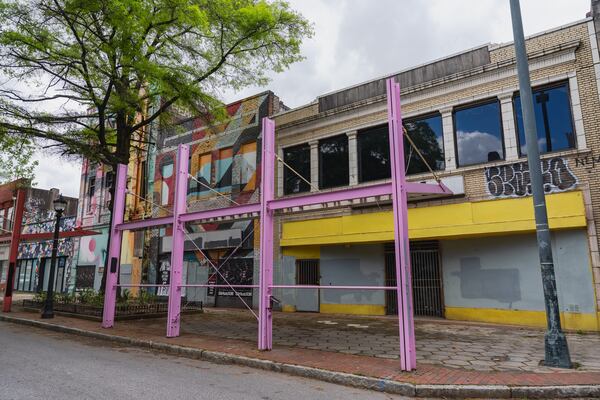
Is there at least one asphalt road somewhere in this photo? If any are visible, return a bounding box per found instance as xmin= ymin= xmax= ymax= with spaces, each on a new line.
xmin=0 ymin=321 xmax=411 ymax=400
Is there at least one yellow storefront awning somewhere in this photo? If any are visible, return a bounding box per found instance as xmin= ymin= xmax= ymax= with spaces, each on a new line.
xmin=281 ymin=191 xmax=586 ymax=246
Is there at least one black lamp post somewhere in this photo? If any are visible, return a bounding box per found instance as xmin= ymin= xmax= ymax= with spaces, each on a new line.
xmin=41 ymin=195 xmax=67 ymax=319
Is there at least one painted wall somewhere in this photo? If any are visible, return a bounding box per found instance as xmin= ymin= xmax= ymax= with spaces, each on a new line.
xmin=279 ymin=244 xmax=386 ymax=315
xmin=77 ymin=228 xmax=108 ymax=291
xmin=320 ymin=244 xmax=385 ymax=308
xmin=441 ymin=230 xmax=597 ymax=329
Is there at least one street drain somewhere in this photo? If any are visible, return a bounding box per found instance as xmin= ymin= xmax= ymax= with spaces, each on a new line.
xmin=491 ymin=355 xmax=509 ymax=362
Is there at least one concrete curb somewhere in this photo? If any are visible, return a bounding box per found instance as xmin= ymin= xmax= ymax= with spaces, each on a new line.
xmin=2 ymin=314 xmax=599 ymax=399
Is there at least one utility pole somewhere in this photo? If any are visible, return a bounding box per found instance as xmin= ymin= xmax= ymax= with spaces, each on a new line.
xmin=509 ymin=0 xmax=571 ymax=368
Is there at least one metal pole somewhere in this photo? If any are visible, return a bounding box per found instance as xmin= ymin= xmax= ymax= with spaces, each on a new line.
xmin=2 ymin=187 xmax=25 ymax=313
xmin=101 ymin=164 xmax=128 ymax=328
xmin=509 ymin=0 xmax=571 ymax=368
xmin=386 ymin=78 xmax=416 ymax=371
xmin=166 ymin=144 xmax=189 ymax=338
xmin=258 ymin=117 xmax=275 ymax=350
xmin=41 ymin=208 xmax=62 ymax=319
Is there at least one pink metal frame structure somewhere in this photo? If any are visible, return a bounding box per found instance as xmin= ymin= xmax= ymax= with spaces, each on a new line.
xmin=101 ymin=78 xmax=452 ymax=371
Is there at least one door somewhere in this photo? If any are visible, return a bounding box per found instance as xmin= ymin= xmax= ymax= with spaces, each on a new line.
xmin=385 ymin=242 xmax=444 ymax=317
xmin=295 ymin=259 xmax=319 ymax=312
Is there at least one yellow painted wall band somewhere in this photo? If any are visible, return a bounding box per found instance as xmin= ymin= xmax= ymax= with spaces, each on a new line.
xmin=281 ymin=191 xmax=586 ymax=246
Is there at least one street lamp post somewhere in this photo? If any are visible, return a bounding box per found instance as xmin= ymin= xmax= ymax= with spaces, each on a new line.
xmin=509 ymin=0 xmax=572 ymax=368
xmin=41 ymin=195 xmax=67 ymax=319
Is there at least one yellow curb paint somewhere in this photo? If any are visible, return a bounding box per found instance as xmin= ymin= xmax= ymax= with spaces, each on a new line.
xmin=281 ymin=304 xmax=297 ymax=312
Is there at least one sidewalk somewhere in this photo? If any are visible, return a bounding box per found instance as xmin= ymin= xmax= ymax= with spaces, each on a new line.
xmin=1 ymin=308 xmax=600 ymax=398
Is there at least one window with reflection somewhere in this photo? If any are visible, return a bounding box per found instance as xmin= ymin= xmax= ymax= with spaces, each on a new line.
xmin=454 ymin=100 xmax=504 ymax=167
xmin=404 ymin=114 xmax=445 ymax=174
xmin=358 ymin=126 xmax=390 ymax=183
xmin=283 ymin=143 xmax=311 ymax=195
xmin=514 ymin=82 xmax=575 ymax=156
xmin=319 ymin=134 xmax=349 ymax=189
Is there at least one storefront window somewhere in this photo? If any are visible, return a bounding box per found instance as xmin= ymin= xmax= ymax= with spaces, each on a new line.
xmin=283 ymin=143 xmax=311 ymax=194
xmin=514 ymin=82 xmax=575 ymax=155
xmin=319 ymin=135 xmax=349 ymax=189
xmin=404 ymin=114 xmax=445 ymax=174
xmin=358 ymin=126 xmax=390 ymax=183
xmin=454 ymin=100 xmax=504 ymax=167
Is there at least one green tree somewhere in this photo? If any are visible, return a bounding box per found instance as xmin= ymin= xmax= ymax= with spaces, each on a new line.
xmin=0 ymin=0 xmax=312 ymax=166
xmin=0 ymin=133 xmax=37 ymax=185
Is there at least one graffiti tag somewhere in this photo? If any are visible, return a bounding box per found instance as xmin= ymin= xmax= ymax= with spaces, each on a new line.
xmin=575 ymin=154 xmax=600 ymax=170
xmin=485 ymin=157 xmax=577 ymax=198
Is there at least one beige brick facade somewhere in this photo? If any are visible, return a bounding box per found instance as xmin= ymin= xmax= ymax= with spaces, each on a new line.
xmin=273 ymin=17 xmax=600 ymax=316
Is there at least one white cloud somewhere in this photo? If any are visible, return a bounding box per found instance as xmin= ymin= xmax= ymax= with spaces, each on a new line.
xmin=32 ymin=151 xmax=81 ymax=198
xmin=16 ymin=0 xmax=593 ymax=197
xmin=457 ymin=130 xmax=503 ymax=165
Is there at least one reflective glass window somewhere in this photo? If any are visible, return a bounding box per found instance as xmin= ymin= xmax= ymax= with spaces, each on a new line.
xmin=283 ymin=143 xmax=311 ymax=194
xmin=404 ymin=114 xmax=445 ymax=174
xmin=454 ymin=100 xmax=504 ymax=167
xmin=319 ymin=135 xmax=349 ymax=189
xmin=514 ymin=82 xmax=575 ymax=155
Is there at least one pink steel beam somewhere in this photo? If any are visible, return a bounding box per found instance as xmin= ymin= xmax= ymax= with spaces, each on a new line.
xmin=115 ymin=216 xmax=173 ymax=231
xmin=271 ymin=285 xmax=398 ymax=290
xmin=114 ymin=183 xmax=450 ymax=233
xmin=102 ymin=163 xmax=127 ymax=328
xmin=166 ymin=144 xmax=189 ymax=338
xmin=387 ymin=78 xmax=417 ymax=371
xmin=179 ymin=284 xmax=260 ymax=288
xmin=180 ymin=202 xmax=261 ymax=222
xmin=269 ymin=181 xmax=450 ymax=211
xmin=258 ymin=117 xmax=276 ymax=350
xmin=269 ymin=182 xmax=391 ymax=210
xmin=405 ymin=182 xmax=451 ymax=195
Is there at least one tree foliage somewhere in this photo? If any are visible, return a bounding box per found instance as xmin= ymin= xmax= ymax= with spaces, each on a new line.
xmin=0 ymin=132 xmax=37 ymax=185
xmin=0 ymin=0 xmax=312 ymax=166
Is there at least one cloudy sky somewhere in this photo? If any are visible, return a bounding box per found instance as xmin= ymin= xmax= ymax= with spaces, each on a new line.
xmin=33 ymin=0 xmax=591 ymax=197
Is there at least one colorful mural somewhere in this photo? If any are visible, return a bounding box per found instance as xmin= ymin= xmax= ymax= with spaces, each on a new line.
xmin=148 ymin=91 xmax=282 ymax=306
xmin=21 ymin=216 xmax=77 ymax=235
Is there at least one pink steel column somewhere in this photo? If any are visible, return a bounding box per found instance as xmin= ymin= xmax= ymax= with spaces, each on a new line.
xmin=102 ymin=163 xmax=128 ymax=328
xmin=167 ymin=144 xmax=190 ymax=338
xmin=386 ymin=78 xmax=417 ymax=371
xmin=258 ymin=117 xmax=275 ymax=350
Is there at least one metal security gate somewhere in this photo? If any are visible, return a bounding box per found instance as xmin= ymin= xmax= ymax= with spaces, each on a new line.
xmin=385 ymin=242 xmax=444 ymax=317
xmin=296 ymin=259 xmax=320 ymax=312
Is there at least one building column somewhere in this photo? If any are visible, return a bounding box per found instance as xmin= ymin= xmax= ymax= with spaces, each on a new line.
xmin=347 ymin=131 xmax=358 ymax=186
xmin=568 ymin=73 xmax=587 ymax=150
xmin=276 ymin=147 xmax=284 ymax=197
xmin=309 ymin=140 xmax=319 ymax=191
xmin=499 ymin=94 xmax=519 ymax=161
xmin=441 ymin=107 xmax=457 ymax=171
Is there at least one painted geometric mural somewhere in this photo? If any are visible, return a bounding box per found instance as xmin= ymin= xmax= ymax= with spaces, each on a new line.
xmin=149 ymin=91 xmax=281 ymax=306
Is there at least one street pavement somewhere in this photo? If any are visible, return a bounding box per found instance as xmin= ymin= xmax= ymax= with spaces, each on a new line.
xmin=0 ymin=322 xmax=411 ymax=400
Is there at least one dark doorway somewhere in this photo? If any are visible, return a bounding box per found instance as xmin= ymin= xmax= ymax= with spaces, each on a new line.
xmin=385 ymin=241 xmax=444 ymax=317
xmin=214 ymin=257 xmax=253 ymax=308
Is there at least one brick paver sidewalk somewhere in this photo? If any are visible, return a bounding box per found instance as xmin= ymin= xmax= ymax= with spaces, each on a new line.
xmin=2 ymin=308 xmax=600 ymax=388
xmin=179 ymin=308 xmax=600 ymax=373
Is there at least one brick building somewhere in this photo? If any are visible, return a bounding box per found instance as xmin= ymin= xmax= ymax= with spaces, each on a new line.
xmin=270 ymin=6 xmax=600 ymax=331
xmin=0 ymin=181 xmax=79 ymax=295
